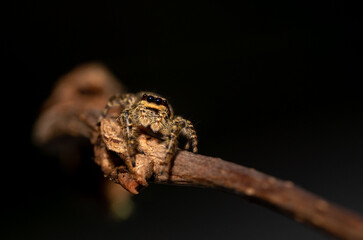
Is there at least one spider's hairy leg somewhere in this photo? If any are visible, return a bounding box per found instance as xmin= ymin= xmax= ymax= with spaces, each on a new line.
xmin=103 ymin=94 xmax=123 ymax=116
xmin=164 ymin=117 xmax=186 ymax=175
xmin=119 ymin=110 xmax=138 ymax=172
xmin=103 ymin=93 xmax=138 ymax=117
xmin=181 ymin=119 xmax=198 ymax=153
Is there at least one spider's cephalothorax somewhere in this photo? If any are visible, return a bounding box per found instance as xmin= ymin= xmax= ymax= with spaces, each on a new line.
xmin=103 ymin=92 xmax=198 ymax=182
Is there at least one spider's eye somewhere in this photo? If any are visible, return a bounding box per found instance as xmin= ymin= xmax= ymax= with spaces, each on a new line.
xmin=162 ymin=99 xmax=168 ymax=106
xmin=147 ymin=96 xmax=154 ymax=102
xmin=155 ymin=98 xmax=162 ymax=105
xmin=142 ymin=94 xmax=148 ymax=100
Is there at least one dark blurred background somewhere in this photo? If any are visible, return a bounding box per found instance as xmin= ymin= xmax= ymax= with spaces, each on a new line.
xmin=2 ymin=1 xmax=363 ymax=239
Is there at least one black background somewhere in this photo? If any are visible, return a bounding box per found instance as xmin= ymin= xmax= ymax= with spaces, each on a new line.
xmin=2 ymin=1 xmax=363 ymax=240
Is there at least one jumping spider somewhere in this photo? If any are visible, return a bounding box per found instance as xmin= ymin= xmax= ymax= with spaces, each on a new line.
xmin=103 ymin=92 xmax=198 ymax=184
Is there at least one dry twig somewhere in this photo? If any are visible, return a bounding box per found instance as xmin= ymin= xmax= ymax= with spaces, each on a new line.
xmin=33 ymin=63 xmax=363 ymax=240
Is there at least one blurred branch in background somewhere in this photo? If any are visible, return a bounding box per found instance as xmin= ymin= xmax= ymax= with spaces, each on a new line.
xmin=33 ymin=63 xmax=134 ymax=220
xmin=33 ymin=63 xmax=363 ymax=240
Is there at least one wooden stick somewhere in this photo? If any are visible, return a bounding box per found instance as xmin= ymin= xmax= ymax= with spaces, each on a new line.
xmin=33 ymin=63 xmax=363 ymax=240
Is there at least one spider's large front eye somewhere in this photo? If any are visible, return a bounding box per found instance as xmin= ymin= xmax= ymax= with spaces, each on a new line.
xmin=155 ymin=98 xmax=162 ymax=105
xmin=147 ymin=95 xmax=154 ymax=102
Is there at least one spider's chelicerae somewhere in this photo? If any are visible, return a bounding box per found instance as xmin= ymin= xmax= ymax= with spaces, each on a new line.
xmin=103 ymin=92 xmax=198 ymax=181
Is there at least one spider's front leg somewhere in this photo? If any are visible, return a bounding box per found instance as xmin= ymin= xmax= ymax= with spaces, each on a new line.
xmin=119 ymin=110 xmax=150 ymax=187
xmin=119 ymin=110 xmax=138 ymax=172
xmin=103 ymin=94 xmax=138 ymax=173
xmin=181 ymin=119 xmax=198 ymax=153
xmin=103 ymin=93 xmax=139 ymax=171
xmin=164 ymin=116 xmax=196 ymax=175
